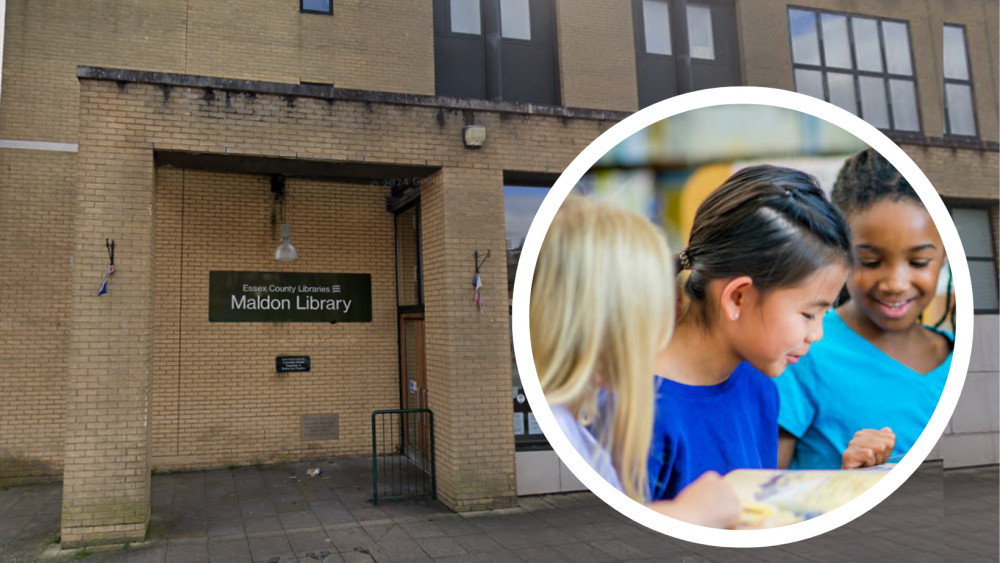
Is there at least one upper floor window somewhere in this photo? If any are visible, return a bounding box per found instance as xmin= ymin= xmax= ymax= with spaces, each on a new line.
xmin=500 ymin=0 xmax=532 ymax=40
xmin=948 ymin=204 xmax=999 ymax=314
xmin=300 ymin=0 xmax=332 ymax=15
xmin=634 ymin=0 xmax=741 ymax=107
xmin=943 ymin=24 xmax=977 ymax=137
xmin=788 ymin=8 xmax=920 ymax=133
xmin=434 ymin=0 xmax=560 ymax=105
xmin=450 ymin=0 xmax=481 ymax=34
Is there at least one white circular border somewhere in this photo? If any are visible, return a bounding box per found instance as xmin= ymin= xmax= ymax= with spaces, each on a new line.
xmin=511 ymin=87 xmax=974 ymax=548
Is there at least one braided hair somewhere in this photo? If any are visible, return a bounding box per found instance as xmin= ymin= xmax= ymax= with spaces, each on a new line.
xmin=680 ymin=165 xmax=852 ymax=325
xmin=832 ymin=149 xmax=953 ymax=328
xmin=832 ymin=148 xmax=919 ymax=217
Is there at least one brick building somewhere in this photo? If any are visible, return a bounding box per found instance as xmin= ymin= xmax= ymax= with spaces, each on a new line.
xmin=0 ymin=0 xmax=996 ymax=548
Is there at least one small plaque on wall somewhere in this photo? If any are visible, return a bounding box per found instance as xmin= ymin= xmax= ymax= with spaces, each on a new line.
xmin=277 ymin=356 xmax=310 ymax=373
xmin=301 ymin=414 xmax=339 ymax=441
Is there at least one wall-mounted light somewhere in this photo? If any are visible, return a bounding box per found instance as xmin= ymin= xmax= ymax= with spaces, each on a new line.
xmin=271 ymin=175 xmax=298 ymax=262
xmin=462 ymin=124 xmax=486 ymax=148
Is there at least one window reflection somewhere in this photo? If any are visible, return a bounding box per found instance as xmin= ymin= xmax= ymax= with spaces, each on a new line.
xmin=795 ymin=69 xmax=825 ymax=99
xmin=500 ymin=0 xmax=531 ymax=40
xmin=643 ymin=0 xmax=672 ymax=55
xmin=943 ymin=26 xmax=970 ymax=80
xmin=852 ymin=18 xmax=883 ymax=73
xmin=820 ymin=14 xmax=851 ymax=69
xmin=943 ymin=25 xmax=976 ymax=137
xmin=889 ymin=79 xmax=920 ymax=132
xmin=950 ymin=207 xmax=999 ymax=312
xmin=858 ymin=76 xmax=889 ymax=129
xmin=504 ymin=185 xmax=551 ymax=445
xmin=789 ymin=9 xmax=820 ymax=65
xmin=826 ymin=72 xmax=857 ymax=114
xmin=882 ymin=21 xmax=912 ymax=76
xmin=945 ymin=83 xmax=976 ymax=136
xmin=450 ymin=0 xmax=481 ymax=34
xmin=301 ymin=0 xmax=331 ymax=13
xmin=687 ymin=4 xmax=715 ymax=60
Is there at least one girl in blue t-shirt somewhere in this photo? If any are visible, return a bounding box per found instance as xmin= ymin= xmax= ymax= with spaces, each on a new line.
xmin=648 ymin=165 xmax=853 ymax=501
xmin=775 ymin=149 xmax=952 ymax=470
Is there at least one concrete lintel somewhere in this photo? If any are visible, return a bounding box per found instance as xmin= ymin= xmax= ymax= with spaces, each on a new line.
xmin=77 ymin=66 xmax=631 ymax=123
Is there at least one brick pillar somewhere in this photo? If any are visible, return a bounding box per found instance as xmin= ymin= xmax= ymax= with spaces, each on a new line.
xmin=421 ymin=167 xmax=517 ymax=511
xmin=62 ymin=83 xmax=154 ymax=547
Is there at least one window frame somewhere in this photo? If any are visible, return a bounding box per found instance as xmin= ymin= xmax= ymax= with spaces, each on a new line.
xmin=945 ymin=200 xmax=1000 ymax=315
xmin=942 ymin=23 xmax=979 ymax=139
xmin=299 ymin=0 xmax=333 ymax=15
xmin=787 ymin=5 xmax=923 ymax=134
xmin=503 ymin=182 xmax=553 ymax=450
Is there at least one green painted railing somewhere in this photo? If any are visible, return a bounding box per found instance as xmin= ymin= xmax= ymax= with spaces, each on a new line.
xmin=371 ymin=409 xmax=436 ymax=504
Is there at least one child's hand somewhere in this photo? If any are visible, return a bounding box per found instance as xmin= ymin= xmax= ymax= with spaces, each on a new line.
xmin=648 ymin=471 xmax=741 ymax=529
xmin=842 ymin=427 xmax=896 ymax=469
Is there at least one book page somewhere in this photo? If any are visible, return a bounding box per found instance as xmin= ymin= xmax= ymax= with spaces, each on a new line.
xmin=724 ymin=465 xmax=893 ymax=529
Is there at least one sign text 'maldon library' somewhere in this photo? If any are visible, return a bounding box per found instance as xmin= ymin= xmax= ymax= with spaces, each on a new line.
xmin=209 ymin=272 xmax=372 ymax=322
xmin=232 ymin=293 xmax=353 ymax=313
xmin=235 ymin=283 xmax=352 ymax=312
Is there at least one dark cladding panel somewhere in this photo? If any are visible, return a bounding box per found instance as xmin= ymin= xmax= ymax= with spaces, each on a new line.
xmin=499 ymin=42 xmax=558 ymax=105
xmin=499 ymin=0 xmax=559 ymax=105
xmin=637 ymin=57 xmax=680 ymax=108
xmin=435 ymin=0 xmax=557 ymax=105
xmin=689 ymin=0 xmax=741 ymax=92
xmin=435 ymin=36 xmax=488 ymax=99
xmin=634 ymin=0 xmax=740 ymax=107
xmin=434 ymin=0 xmax=488 ymax=98
xmin=634 ymin=0 xmax=678 ymax=108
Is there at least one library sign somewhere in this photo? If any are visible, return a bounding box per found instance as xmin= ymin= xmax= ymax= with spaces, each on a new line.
xmin=209 ymin=271 xmax=372 ymax=322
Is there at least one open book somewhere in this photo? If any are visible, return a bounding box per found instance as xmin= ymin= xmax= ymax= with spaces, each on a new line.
xmin=723 ymin=465 xmax=894 ymax=529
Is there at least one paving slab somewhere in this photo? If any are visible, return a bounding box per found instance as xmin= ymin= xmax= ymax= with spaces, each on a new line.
xmin=2 ymin=458 xmax=997 ymax=561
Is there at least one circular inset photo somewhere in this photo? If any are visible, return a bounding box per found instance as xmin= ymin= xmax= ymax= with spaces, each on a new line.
xmin=510 ymin=88 xmax=973 ymax=548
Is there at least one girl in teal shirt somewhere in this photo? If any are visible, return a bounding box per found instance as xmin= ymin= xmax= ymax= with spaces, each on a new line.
xmin=776 ymin=149 xmax=953 ymax=470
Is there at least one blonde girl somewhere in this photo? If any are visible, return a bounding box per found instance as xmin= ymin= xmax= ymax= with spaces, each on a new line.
xmin=531 ymin=196 xmax=738 ymax=527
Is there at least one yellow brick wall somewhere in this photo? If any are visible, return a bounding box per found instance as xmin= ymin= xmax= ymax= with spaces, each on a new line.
xmin=902 ymin=145 xmax=1000 ymax=201
xmin=63 ymin=83 xmax=157 ymax=546
xmin=151 ymin=168 xmax=398 ymax=470
xmin=421 ymin=167 xmax=516 ymax=510
xmin=53 ymin=76 xmax=616 ymax=521
xmin=0 ymin=0 xmax=434 ymax=143
xmin=0 ymin=149 xmax=75 ymax=485
xmin=301 ymin=0 xmax=435 ymax=94
xmin=0 ymin=0 xmax=187 ymax=141
xmin=556 ymin=0 xmax=638 ymax=111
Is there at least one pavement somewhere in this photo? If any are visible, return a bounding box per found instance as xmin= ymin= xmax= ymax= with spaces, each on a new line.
xmin=0 ymin=458 xmax=996 ymax=562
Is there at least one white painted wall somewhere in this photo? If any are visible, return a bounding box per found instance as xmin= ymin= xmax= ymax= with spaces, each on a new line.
xmin=941 ymin=314 xmax=1000 ymax=468
xmin=515 ymin=450 xmax=586 ymax=495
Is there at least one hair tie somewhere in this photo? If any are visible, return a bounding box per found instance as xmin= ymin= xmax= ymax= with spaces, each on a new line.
xmin=678 ymin=248 xmax=692 ymax=271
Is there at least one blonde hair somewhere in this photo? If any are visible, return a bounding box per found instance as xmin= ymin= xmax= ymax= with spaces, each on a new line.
xmin=530 ymin=196 xmax=675 ymax=501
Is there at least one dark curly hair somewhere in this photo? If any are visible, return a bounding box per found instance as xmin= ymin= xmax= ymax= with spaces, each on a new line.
xmin=682 ymin=165 xmax=852 ymax=324
xmin=831 ymin=148 xmax=919 ymax=217
xmin=830 ymin=149 xmax=953 ymax=327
